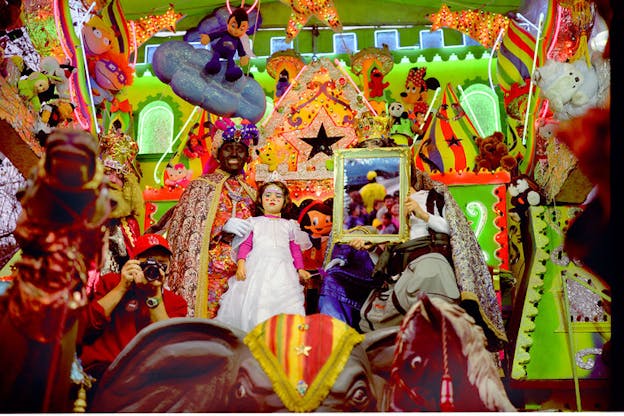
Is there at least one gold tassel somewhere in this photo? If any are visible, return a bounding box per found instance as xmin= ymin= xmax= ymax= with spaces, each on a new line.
xmin=73 ymin=384 xmax=87 ymax=413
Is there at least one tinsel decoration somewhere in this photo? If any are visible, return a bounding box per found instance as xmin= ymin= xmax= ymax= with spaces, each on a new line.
xmin=129 ymin=6 xmax=184 ymax=51
xmin=428 ymin=4 xmax=510 ymax=49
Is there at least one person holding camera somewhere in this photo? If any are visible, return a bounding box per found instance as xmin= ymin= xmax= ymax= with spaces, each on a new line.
xmin=78 ymin=233 xmax=187 ymax=396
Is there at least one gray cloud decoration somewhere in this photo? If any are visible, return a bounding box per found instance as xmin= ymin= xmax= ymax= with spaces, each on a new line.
xmin=152 ymin=41 xmax=266 ymax=123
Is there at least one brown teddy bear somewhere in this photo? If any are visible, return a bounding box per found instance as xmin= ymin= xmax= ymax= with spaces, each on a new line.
xmin=474 ymin=131 xmax=517 ymax=173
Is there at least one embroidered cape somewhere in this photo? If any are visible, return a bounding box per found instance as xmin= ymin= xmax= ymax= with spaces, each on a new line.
xmin=166 ymin=169 xmax=256 ymax=317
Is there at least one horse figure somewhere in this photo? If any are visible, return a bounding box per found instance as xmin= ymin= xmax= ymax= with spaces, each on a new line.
xmin=383 ymin=294 xmax=516 ymax=412
xmin=0 ymin=129 xmax=111 ymax=412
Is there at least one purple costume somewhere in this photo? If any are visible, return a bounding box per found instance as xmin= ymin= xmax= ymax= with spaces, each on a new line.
xmin=319 ymin=243 xmax=380 ymax=332
xmin=204 ymin=31 xmax=246 ymax=82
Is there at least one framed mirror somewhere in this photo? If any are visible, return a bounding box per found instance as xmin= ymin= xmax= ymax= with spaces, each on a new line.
xmin=332 ymin=147 xmax=410 ymax=244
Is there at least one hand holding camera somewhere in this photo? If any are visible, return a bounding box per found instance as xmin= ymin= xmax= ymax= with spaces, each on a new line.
xmin=119 ymin=257 xmax=167 ymax=294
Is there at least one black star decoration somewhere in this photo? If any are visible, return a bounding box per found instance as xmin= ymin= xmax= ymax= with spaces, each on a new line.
xmin=446 ymin=135 xmax=462 ymax=146
xmin=300 ymin=123 xmax=343 ymax=159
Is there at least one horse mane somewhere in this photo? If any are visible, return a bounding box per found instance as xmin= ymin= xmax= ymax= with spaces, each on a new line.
xmin=428 ymin=297 xmax=516 ymax=412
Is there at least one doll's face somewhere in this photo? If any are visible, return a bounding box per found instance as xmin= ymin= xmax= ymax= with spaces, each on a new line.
xmin=82 ymin=21 xmax=115 ymax=55
xmin=262 ymin=185 xmax=285 ymax=216
xmin=227 ymin=16 xmax=249 ymax=38
xmin=94 ymin=58 xmax=127 ymax=91
xmin=303 ymin=210 xmax=332 ymax=238
xmin=34 ymin=78 xmax=50 ymax=93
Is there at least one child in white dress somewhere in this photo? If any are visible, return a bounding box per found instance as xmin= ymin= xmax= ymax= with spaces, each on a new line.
xmin=215 ymin=181 xmax=312 ymax=332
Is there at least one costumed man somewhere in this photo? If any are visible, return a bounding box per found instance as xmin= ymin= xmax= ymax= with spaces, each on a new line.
xmin=201 ymin=7 xmax=250 ymax=82
xmin=360 ymin=166 xmax=508 ymax=351
xmin=165 ymin=124 xmax=258 ymax=318
xmin=90 ymin=130 xmax=142 ymax=293
xmin=359 ymin=170 xmax=387 ymax=213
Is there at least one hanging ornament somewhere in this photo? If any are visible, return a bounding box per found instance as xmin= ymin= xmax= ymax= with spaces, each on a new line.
xmin=280 ymin=0 xmax=342 ymax=42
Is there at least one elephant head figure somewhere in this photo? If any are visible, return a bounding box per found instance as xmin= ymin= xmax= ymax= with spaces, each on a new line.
xmin=90 ymin=314 xmax=398 ymax=412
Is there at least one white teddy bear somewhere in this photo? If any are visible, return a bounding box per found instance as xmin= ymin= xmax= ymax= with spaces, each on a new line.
xmin=533 ymin=57 xmax=601 ymax=120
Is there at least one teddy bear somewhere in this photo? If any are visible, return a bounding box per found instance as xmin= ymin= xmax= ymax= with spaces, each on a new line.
xmin=533 ymin=57 xmax=602 ymax=121
xmin=474 ymin=131 xmax=518 ymax=173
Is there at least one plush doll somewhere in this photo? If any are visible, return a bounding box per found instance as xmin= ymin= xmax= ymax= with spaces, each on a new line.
xmin=255 ymin=142 xmax=286 ymax=172
xmin=201 ymin=7 xmax=251 ymax=82
xmin=368 ymin=67 xmax=389 ymax=98
xmin=18 ymin=71 xmax=51 ymax=112
xmin=296 ymin=198 xmax=333 ymax=271
xmin=400 ymin=67 xmax=439 ymax=116
xmin=39 ymin=56 xmax=74 ymax=100
xmin=164 ymin=163 xmax=193 ymax=190
xmin=474 ymin=131 xmax=518 ymax=173
xmin=533 ymin=58 xmax=603 ymax=120
xmin=275 ymin=68 xmax=290 ymax=98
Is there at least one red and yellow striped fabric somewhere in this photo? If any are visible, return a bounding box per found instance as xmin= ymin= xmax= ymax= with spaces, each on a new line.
xmin=414 ymin=83 xmax=480 ymax=174
xmin=244 ymin=314 xmax=364 ymax=412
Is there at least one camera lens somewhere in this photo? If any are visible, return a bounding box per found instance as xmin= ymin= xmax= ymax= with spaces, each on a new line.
xmin=140 ymin=258 xmax=163 ymax=282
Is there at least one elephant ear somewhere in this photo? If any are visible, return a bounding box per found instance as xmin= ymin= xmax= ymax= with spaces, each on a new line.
xmin=361 ymin=325 xmax=399 ymax=404
xmin=90 ymin=317 xmax=249 ymax=412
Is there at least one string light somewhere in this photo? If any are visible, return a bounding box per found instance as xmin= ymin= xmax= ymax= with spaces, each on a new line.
xmin=128 ymin=6 xmax=184 ymax=51
xmin=428 ymin=4 xmax=510 ymax=49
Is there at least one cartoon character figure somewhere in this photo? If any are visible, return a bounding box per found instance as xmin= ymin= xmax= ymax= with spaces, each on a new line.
xmin=164 ymin=163 xmax=193 ymax=190
xmin=82 ymin=15 xmax=119 ymax=56
xmin=401 ymin=67 xmax=440 ymax=129
xmin=368 ymin=67 xmax=389 ymax=98
xmin=17 ymin=71 xmax=52 ymax=112
xmin=88 ymin=51 xmax=133 ymax=105
xmin=275 ymin=68 xmax=290 ymax=98
xmin=201 ymin=7 xmax=251 ymax=82
xmin=296 ymin=198 xmax=333 ymax=270
xmin=255 ymin=142 xmax=286 ymax=172
xmin=39 ymin=56 xmax=75 ymax=101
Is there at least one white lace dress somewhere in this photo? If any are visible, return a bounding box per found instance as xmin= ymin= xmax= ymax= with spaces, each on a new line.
xmin=215 ymin=216 xmax=311 ymax=332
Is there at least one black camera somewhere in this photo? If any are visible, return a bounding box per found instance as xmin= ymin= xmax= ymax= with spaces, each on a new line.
xmin=140 ymin=257 xmax=167 ymax=282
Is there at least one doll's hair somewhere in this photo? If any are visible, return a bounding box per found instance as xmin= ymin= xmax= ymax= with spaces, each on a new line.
xmin=230 ymin=7 xmax=249 ymax=25
xmin=255 ymin=181 xmax=295 ymax=218
xmin=296 ymin=198 xmax=333 ymax=227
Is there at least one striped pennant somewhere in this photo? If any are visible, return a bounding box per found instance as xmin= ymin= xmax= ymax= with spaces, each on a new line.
xmin=496 ymin=19 xmax=541 ymax=93
xmin=244 ymin=314 xmax=364 ymax=412
xmin=100 ymin=0 xmax=131 ymax=60
xmin=415 ymin=83 xmax=480 ymax=173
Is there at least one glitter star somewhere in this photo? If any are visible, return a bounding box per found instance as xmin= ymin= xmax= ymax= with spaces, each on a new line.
xmin=300 ymin=123 xmax=343 ymax=159
xmin=282 ymin=0 xmax=343 ymax=42
xmin=295 ymin=344 xmax=312 ymax=356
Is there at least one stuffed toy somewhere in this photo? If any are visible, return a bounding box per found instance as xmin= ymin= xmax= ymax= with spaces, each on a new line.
xmin=256 ymin=142 xmax=286 ymax=172
xmin=508 ymin=174 xmax=546 ymax=219
xmin=201 ymin=7 xmax=251 ymax=82
xmin=18 ymin=71 xmax=51 ymax=112
xmin=164 ymin=163 xmax=193 ymax=190
xmin=533 ymin=58 xmax=602 ymax=120
xmin=39 ymin=56 xmax=74 ymax=100
xmin=387 ymin=101 xmax=412 ymax=137
xmin=474 ymin=131 xmax=518 ymax=173
xmin=368 ymin=67 xmax=389 ymax=98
